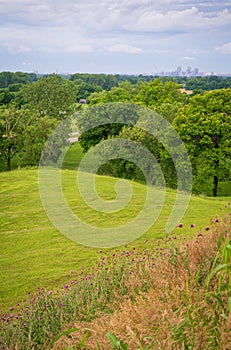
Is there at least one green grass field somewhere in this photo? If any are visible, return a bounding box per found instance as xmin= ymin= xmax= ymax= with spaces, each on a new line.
xmin=1 ymin=162 xmax=230 ymax=310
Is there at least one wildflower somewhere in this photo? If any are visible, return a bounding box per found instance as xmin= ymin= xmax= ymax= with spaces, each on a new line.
xmin=9 ymin=307 xmax=13 ymax=311
xmin=178 ymin=223 xmax=183 ymax=228
xmin=69 ymin=270 xmax=73 ymax=275
xmin=190 ymin=223 xmax=195 ymax=228
xmin=214 ymin=218 xmax=219 ymax=223
xmin=101 ymin=256 xmax=105 ymax=260
xmin=81 ymin=265 xmax=84 ymax=270
xmin=205 ymin=226 xmax=209 ymax=231
xmin=48 ymin=290 xmax=52 ymax=295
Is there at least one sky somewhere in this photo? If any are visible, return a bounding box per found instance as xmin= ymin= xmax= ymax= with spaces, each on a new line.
xmin=0 ymin=0 xmax=231 ymax=74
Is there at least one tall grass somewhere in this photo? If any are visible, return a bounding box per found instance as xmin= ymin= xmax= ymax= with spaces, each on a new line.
xmin=1 ymin=211 xmax=230 ymax=349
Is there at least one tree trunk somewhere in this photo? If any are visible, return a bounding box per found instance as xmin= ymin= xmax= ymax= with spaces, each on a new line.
xmin=213 ymin=175 xmax=219 ymax=197
xmin=7 ymin=146 xmax=11 ymax=171
xmin=212 ymin=159 xmax=220 ymax=197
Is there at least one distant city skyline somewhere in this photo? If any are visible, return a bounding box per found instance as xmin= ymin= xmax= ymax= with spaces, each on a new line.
xmin=152 ymin=66 xmax=231 ymax=77
xmin=0 ymin=1 xmax=231 ymax=75
xmin=48 ymin=66 xmax=231 ymax=77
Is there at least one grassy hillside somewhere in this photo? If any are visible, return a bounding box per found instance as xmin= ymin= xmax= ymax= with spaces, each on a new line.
xmin=0 ymin=166 xmax=230 ymax=310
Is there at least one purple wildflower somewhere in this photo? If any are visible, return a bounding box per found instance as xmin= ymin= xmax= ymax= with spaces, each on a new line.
xmin=178 ymin=223 xmax=183 ymax=228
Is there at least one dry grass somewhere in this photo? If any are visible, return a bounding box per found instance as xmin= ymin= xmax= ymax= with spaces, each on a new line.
xmin=53 ymin=217 xmax=231 ymax=350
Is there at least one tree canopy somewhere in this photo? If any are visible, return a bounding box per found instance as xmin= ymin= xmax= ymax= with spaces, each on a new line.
xmin=21 ymin=74 xmax=77 ymax=118
xmin=173 ymin=89 xmax=231 ymax=196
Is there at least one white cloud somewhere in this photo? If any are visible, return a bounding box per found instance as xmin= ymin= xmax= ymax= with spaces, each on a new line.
xmin=1 ymin=1 xmax=231 ymax=34
xmin=181 ymin=56 xmax=195 ymax=60
xmin=0 ymin=1 xmax=230 ymax=73
xmin=37 ymin=47 xmax=56 ymax=53
xmin=64 ymin=44 xmax=93 ymax=53
xmin=4 ymin=43 xmax=31 ymax=53
xmin=123 ymin=7 xmax=231 ymax=32
xmin=109 ymin=44 xmax=143 ymax=54
xmin=216 ymin=42 xmax=231 ymax=54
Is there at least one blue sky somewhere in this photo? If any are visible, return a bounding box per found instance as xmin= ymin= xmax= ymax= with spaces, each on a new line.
xmin=0 ymin=0 xmax=231 ymax=74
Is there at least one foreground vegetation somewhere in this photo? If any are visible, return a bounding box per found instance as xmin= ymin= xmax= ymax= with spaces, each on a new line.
xmin=1 ymin=209 xmax=230 ymax=349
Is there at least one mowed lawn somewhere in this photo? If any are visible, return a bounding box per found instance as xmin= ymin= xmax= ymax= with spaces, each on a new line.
xmin=1 ymin=160 xmax=230 ymax=309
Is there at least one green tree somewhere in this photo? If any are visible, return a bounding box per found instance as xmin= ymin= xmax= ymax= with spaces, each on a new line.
xmin=98 ymin=124 xmax=162 ymax=184
xmin=135 ymin=79 xmax=185 ymax=107
xmin=0 ymin=71 xmax=33 ymax=88
xmin=102 ymin=112 xmax=178 ymax=188
xmin=0 ymin=105 xmax=30 ymax=170
xmin=173 ymin=89 xmax=231 ymax=196
xmin=75 ymin=81 xmax=103 ymax=101
xmin=88 ymin=86 xmax=132 ymax=105
xmin=21 ymin=74 xmax=77 ymax=118
xmin=18 ymin=115 xmax=68 ymax=167
xmin=0 ymin=88 xmax=15 ymax=105
xmin=77 ymin=103 xmax=140 ymax=152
